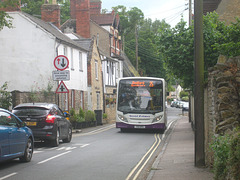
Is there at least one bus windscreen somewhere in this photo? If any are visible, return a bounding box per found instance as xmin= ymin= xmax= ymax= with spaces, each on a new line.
xmin=117 ymin=79 xmax=163 ymax=114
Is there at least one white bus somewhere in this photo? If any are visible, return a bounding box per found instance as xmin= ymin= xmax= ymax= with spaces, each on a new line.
xmin=116 ymin=77 xmax=167 ymax=132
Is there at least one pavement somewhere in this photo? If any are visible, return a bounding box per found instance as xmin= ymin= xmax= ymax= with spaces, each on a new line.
xmin=147 ymin=115 xmax=214 ymax=180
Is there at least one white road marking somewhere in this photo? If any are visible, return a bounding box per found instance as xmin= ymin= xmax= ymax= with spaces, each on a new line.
xmin=37 ymin=151 xmax=71 ymax=164
xmin=0 ymin=173 xmax=17 ymax=180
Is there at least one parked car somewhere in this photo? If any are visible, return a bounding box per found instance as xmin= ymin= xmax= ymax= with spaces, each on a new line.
xmin=0 ymin=108 xmax=34 ymax=162
xmin=182 ymin=102 xmax=189 ymax=111
xmin=170 ymin=101 xmax=177 ymax=107
xmin=12 ymin=103 xmax=72 ymax=147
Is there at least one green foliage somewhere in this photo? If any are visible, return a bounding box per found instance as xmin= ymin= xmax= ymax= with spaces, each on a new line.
xmin=211 ymin=135 xmax=231 ymax=179
xmin=213 ymin=18 xmax=240 ymax=57
xmin=79 ymin=107 xmax=85 ymax=119
xmin=211 ymin=129 xmax=240 ymax=180
xmin=21 ymin=0 xmax=43 ymax=17
xmin=85 ymin=110 xmax=96 ymax=122
xmin=181 ymin=96 xmax=189 ymax=102
xmin=103 ymin=113 xmax=107 ymax=119
xmin=69 ymin=108 xmax=85 ymax=123
xmin=0 ymin=82 xmax=12 ymax=109
xmin=156 ymin=12 xmax=240 ymax=89
xmin=228 ymin=131 xmax=240 ymax=180
xmin=0 ymin=0 xmax=19 ymax=30
xmin=180 ymin=91 xmax=189 ymax=98
xmin=21 ymin=0 xmax=70 ymax=23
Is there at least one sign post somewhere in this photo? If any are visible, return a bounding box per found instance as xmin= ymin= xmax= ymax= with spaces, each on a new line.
xmin=53 ymin=55 xmax=69 ymax=94
xmin=56 ymin=81 xmax=69 ymax=93
xmin=53 ymin=55 xmax=69 ymax=71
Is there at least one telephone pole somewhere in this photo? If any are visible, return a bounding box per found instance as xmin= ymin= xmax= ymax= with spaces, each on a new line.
xmin=135 ymin=24 xmax=138 ymax=72
xmin=194 ymin=0 xmax=205 ymax=167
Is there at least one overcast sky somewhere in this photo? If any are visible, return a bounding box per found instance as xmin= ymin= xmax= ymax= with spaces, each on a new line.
xmin=101 ymin=0 xmax=191 ymax=27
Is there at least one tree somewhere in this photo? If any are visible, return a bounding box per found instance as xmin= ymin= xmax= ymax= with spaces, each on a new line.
xmin=156 ymin=12 xmax=239 ymax=90
xmin=0 ymin=82 xmax=12 ymax=110
xmin=0 ymin=0 xmax=19 ymax=30
xmin=21 ymin=0 xmax=70 ymax=24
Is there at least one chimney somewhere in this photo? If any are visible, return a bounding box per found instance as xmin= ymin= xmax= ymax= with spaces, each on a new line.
xmin=90 ymin=0 xmax=102 ymax=15
xmin=41 ymin=2 xmax=61 ymax=28
xmin=0 ymin=0 xmax=21 ymax=12
xmin=70 ymin=0 xmax=76 ymax=19
xmin=75 ymin=0 xmax=90 ymax=38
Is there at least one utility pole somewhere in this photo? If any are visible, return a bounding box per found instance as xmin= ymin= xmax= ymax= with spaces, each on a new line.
xmin=135 ymin=24 xmax=138 ymax=72
xmin=194 ymin=0 xmax=205 ymax=167
xmin=189 ymin=0 xmax=192 ymax=26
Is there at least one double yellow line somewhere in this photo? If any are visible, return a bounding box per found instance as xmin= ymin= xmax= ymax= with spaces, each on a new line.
xmin=126 ymin=133 xmax=161 ymax=180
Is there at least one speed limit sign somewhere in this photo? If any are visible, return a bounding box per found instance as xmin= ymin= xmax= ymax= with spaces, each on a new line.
xmin=53 ymin=55 xmax=69 ymax=71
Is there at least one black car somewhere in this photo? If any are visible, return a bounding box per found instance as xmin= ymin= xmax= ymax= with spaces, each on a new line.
xmin=12 ymin=103 xmax=72 ymax=147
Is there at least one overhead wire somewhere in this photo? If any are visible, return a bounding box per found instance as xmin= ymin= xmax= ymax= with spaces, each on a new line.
xmin=145 ymin=4 xmax=188 ymax=17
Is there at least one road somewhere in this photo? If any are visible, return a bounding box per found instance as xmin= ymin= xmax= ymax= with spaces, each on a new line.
xmin=0 ymin=107 xmax=182 ymax=180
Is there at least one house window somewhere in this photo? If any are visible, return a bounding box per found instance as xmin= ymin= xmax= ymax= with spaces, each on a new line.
xmin=80 ymin=91 xmax=83 ymax=109
xmin=79 ymin=52 xmax=83 ymax=71
xmin=95 ymin=60 xmax=98 ymax=80
xmin=97 ymin=92 xmax=100 ymax=110
xmin=65 ymin=94 xmax=68 ymax=111
xmin=107 ymin=61 xmax=109 ymax=74
xmin=97 ymin=33 xmax=99 ymax=47
xmin=106 ymin=95 xmax=110 ymax=108
xmin=71 ymin=90 xmax=75 ymax=108
xmin=64 ymin=46 xmax=68 ymax=69
xmin=112 ymin=62 xmax=115 ymax=75
xmin=71 ymin=48 xmax=74 ymax=70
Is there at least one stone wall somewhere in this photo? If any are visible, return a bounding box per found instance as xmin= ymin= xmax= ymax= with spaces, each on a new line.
xmin=205 ymin=55 xmax=240 ymax=166
xmin=11 ymin=90 xmax=57 ymax=108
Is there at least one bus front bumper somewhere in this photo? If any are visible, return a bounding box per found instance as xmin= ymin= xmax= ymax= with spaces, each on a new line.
xmin=116 ymin=122 xmax=166 ymax=129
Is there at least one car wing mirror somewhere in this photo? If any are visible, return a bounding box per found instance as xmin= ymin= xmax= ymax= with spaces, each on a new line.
xmin=64 ymin=113 xmax=70 ymax=118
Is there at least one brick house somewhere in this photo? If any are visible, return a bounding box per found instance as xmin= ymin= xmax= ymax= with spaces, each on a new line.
xmin=61 ymin=0 xmax=139 ymax=121
xmin=0 ymin=2 xmax=89 ymax=112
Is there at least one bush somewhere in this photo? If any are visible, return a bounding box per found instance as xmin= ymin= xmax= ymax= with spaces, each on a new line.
xmin=85 ymin=110 xmax=96 ymax=122
xmin=211 ymin=135 xmax=230 ymax=179
xmin=79 ymin=107 xmax=85 ymax=119
xmin=69 ymin=108 xmax=85 ymax=123
xmin=103 ymin=113 xmax=107 ymax=119
xmin=211 ymin=128 xmax=240 ymax=180
xmin=0 ymin=82 xmax=12 ymax=109
xmin=229 ymin=131 xmax=240 ymax=180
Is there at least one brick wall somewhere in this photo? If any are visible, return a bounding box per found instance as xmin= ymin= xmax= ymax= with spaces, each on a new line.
xmin=75 ymin=0 xmax=90 ymax=38
xmin=41 ymin=4 xmax=60 ymax=28
xmin=90 ymin=1 xmax=101 ymax=15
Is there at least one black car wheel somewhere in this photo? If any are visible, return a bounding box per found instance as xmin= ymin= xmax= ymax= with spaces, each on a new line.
xmin=20 ymin=138 xmax=33 ymax=162
xmin=63 ymin=127 xmax=72 ymax=143
xmin=52 ymin=129 xmax=60 ymax=147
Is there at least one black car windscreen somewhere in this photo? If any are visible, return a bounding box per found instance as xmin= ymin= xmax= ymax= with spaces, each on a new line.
xmin=13 ymin=107 xmax=49 ymax=116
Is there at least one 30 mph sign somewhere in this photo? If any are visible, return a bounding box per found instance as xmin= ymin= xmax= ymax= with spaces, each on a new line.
xmin=54 ymin=55 xmax=69 ymax=71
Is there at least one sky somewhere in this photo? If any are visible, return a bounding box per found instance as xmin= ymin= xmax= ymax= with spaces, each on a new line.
xmin=101 ymin=0 xmax=191 ymax=27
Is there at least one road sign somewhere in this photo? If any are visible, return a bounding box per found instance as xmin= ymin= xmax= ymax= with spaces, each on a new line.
xmin=52 ymin=70 xmax=70 ymax=81
xmin=54 ymin=55 xmax=69 ymax=71
xmin=56 ymin=81 xmax=69 ymax=93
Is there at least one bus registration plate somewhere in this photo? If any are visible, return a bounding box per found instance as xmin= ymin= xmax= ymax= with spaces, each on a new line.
xmin=134 ymin=125 xmax=145 ymax=129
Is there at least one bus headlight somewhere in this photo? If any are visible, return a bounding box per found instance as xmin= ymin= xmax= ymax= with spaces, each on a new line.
xmin=118 ymin=115 xmax=128 ymax=122
xmin=152 ymin=115 xmax=163 ymax=123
